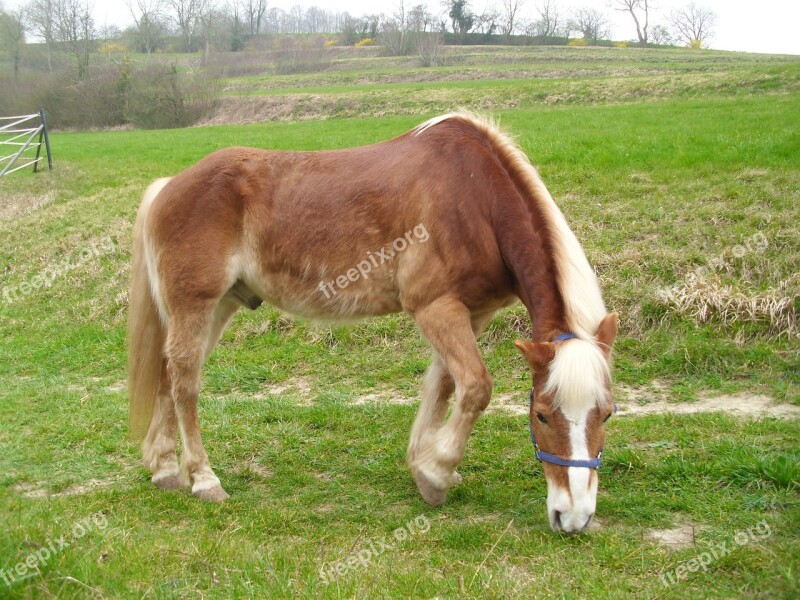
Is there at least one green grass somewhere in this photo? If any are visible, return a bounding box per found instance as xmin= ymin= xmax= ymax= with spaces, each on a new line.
xmin=1 ymin=46 xmax=798 ymax=597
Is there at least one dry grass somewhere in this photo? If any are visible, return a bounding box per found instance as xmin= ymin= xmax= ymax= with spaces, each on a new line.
xmin=658 ymin=274 xmax=800 ymax=338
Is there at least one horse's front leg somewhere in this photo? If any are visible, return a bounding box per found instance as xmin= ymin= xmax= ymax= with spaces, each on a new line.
xmin=408 ymin=297 xmax=493 ymax=506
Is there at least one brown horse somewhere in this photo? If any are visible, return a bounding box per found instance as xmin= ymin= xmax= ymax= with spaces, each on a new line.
xmin=128 ymin=112 xmax=618 ymax=533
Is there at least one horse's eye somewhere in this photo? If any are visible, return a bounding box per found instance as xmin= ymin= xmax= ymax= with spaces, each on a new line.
xmin=603 ymin=413 xmax=612 ymax=423
xmin=536 ymin=412 xmax=548 ymax=425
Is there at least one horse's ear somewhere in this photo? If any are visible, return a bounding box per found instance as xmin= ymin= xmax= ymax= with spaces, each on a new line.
xmin=595 ymin=312 xmax=619 ymax=357
xmin=514 ymin=340 xmax=555 ymax=368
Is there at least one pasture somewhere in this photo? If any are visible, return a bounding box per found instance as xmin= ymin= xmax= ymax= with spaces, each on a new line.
xmin=1 ymin=46 xmax=798 ymax=598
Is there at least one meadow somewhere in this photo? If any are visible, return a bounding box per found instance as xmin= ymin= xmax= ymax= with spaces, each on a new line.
xmin=0 ymin=46 xmax=798 ymax=598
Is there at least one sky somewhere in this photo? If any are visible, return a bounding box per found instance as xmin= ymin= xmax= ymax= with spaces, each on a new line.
xmin=3 ymin=0 xmax=799 ymax=55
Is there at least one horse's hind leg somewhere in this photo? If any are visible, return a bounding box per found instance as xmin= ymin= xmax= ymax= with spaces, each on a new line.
xmin=166 ymin=298 xmax=239 ymax=502
xmin=142 ymin=299 xmax=238 ymax=493
xmin=408 ymin=297 xmax=494 ymax=506
xmin=142 ymin=359 xmax=183 ymax=490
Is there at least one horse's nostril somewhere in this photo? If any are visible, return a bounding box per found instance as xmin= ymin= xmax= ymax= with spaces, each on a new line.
xmin=554 ymin=511 xmax=562 ymax=528
xmin=584 ymin=513 xmax=595 ymax=530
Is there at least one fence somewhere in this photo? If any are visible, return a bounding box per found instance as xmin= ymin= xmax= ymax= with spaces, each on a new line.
xmin=0 ymin=110 xmax=53 ymax=178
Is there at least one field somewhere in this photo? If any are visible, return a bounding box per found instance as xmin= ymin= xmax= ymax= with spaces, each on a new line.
xmin=1 ymin=46 xmax=799 ymax=598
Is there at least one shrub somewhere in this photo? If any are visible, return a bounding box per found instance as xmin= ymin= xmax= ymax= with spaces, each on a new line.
xmin=355 ymin=37 xmax=375 ymax=47
xmin=568 ymin=38 xmax=588 ymax=47
xmin=272 ymin=35 xmax=332 ymax=75
xmin=124 ymin=63 xmax=220 ymax=129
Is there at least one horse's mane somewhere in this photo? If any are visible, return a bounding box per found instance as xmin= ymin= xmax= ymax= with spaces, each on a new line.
xmin=415 ymin=112 xmax=607 ymax=341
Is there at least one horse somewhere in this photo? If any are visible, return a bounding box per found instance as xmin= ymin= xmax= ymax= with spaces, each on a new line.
xmin=128 ymin=112 xmax=619 ymax=534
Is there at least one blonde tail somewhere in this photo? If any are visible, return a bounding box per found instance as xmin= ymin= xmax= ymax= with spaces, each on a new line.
xmin=127 ymin=178 xmax=170 ymax=440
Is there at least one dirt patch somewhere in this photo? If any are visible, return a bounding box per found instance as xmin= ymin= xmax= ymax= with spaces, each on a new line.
xmin=106 ymin=380 xmax=126 ymax=393
xmin=486 ymin=392 xmax=528 ymax=415
xmin=617 ymin=386 xmax=799 ymax=419
xmin=12 ymin=477 xmax=119 ymax=499
xmin=646 ymin=521 xmax=700 ymax=550
xmin=252 ymin=377 xmax=314 ymax=405
xmin=351 ymin=391 xmax=415 ymax=406
xmin=0 ymin=189 xmax=56 ymax=222
xmin=236 ymin=378 xmax=798 ymax=420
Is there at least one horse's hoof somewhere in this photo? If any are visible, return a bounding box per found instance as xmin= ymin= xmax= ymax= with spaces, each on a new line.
xmin=152 ymin=472 xmax=186 ymax=490
xmin=451 ymin=470 xmax=463 ymax=485
xmin=413 ymin=469 xmax=448 ymax=507
xmin=193 ymin=484 xmax=230 ymax=503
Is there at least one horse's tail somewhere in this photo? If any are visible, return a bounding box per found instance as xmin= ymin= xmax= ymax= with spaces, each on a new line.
xmin=128 ymin=178 xmax=171 ymax=440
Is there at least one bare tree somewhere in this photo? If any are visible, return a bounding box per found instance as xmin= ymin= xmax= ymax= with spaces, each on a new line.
xmin=0 ymin=5 xmax=26 ymax=77
xmin=571 ymin=6 xmax=609 ymax=43
xmin=472 ymin=6 xmax=499 ymax=35
xmin=670 ymin=2 xmax=715 ymax=47
xmin=25 ymin=0 xmax=57 ymax=70
xmin=613 ymin=0 xmax=649 ymax=46
xmin=499 ymin=0 xmax=526 ymax=35
xmin=528 ymin=0 xmax=561 ymax=37
xmin=126 ymin=0 xmax=165 ymax=54
xmin=54 ymin=0 xmax=95 ymax=77
xmin=408 ymin=3 xmax=433 ymax=32
xmin=381 ymin=0 xmax=408 ymax=55
xmin=165 ymin=0 xmax=210 ymax=52
xmin=242 ymin=0 xmax=265 ymax=36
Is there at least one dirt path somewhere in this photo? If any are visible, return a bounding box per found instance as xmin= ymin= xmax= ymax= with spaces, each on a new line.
xmin=243 ymin=378 xmax=799 ymax=419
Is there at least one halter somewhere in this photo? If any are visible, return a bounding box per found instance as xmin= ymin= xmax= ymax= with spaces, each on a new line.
xmin=528 ymin=332 xmax=616 ymax=470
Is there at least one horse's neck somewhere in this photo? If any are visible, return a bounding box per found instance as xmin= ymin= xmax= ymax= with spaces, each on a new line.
xmin=492 ymin=196 xmax=567 ymax=342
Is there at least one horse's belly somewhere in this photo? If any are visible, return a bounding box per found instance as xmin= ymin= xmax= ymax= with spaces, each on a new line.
xmin=248 ymin=268 xmax=404 ymax=321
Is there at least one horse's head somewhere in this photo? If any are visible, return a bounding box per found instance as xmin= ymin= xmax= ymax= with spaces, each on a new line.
xmin=515 ymin=313 xmax=618 ymax=533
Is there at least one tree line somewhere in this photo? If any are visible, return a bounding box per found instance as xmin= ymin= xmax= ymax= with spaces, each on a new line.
xmin=1 ymin=0 xmax=718 ymax=72
xmin=0 ymin=0 xmax=719 ymax=130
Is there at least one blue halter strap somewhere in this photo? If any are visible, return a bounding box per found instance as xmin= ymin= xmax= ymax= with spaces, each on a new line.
xmin=528 ymin=332 xmax=615 ymax=470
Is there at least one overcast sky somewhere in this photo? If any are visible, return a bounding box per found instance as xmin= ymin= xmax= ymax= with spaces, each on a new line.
xmin=3 ymin=0 xmax=799 ymax=55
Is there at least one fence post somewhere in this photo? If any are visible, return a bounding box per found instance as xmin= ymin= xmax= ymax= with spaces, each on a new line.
xmin=34 ymin=108 xmax=53 ymax=173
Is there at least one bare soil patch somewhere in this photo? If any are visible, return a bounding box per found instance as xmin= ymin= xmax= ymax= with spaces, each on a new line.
xmin=617 ymin=383 xmax=799 ymax=419
xmin=0 ymin=189 xmax=55 ymax=222
xmin=646 ymin=521 xmax=700 ymax=550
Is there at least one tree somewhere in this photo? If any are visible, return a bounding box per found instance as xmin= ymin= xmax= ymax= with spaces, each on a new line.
xmin=25 ymin=0 xmax=57 ymax=70
xmin=528 ymin=0 xmax=561 ymax=37
xmin=242 ymin=0 xmax=265 ymax=36
xmin=613 ymin=0 xmax=649 ymax=46
xmin=649 ymin=23 xmax=672 ymax=45
xmin=447 ymin=0 xmax=474 ymax=35
xmin=499 ymin=0 xmax=526 ymax=35
xmin=54 ymin=0 xmax=95 ymax=77
xmin=670 ymin=2 xmax=715 ymax=48
xmin=570 ymin=6 xmax=609 ymax=43
xmin=381 ymin=0 xmax=409 ymax=56
xmin=126 ymin=0 xmax=166 ymax=54
xmin=0 ymin=6 xmax=26 ymax=77
xmin=165 ymin=0 xmax=210 ymax=52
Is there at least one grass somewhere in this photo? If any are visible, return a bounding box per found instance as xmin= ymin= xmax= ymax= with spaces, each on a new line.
xmin=0 ymin=46 xmax=798 ymax=598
